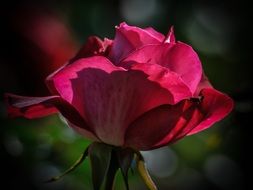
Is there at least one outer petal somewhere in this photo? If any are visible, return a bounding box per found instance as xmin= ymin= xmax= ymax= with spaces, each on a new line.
xmin=124 ymin=102 xmax=191 ymax=150
xmin=5 ymin=93 xmax=98 ymax=141
xmin=124 ymin=88 xmax=233 ymax=150
xmin=153 ymin=88 xmax=233 ymax=149
xmin=121 ymin=42 xmax=202 ymax=94
xmin=187 ymin=88 xmax=234 ymax=135
xmin=109 ymin=22 xmax=164 ymax=64
xmin=131 ymin=63 xmax=192 ymax=104
xmin=5 ymin=94 xmax=59 ymax=119
xmin=47 ymin=56 xmax=173 ymax=146
xmin=46 ymin=56 xmax=123 ymax=118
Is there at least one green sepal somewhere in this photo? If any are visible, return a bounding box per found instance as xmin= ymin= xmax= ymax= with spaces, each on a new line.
xmin=117 ymin=148 xmax=134 ymax=190
xmin=45 ymin=145 xmax=90 ymax=183
xmin=104 ymin=149 xmax=119 ymax=190
xmin=89 ymin=142 xmax=112 ymax=190
xmin=136 ymin=151 xmax=157 ymax=190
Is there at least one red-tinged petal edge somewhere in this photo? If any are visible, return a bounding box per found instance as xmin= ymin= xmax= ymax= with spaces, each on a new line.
xmin=124 ymin=88 xmax=233 ymax=151
xmin=5 ymin=93 xmax=98 ymax=141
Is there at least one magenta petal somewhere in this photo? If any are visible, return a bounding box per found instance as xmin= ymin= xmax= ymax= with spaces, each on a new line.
xmin=46 ymin=56 xmax=123 ymax=119
xmin=121 ymin=43 xmax=202 ymax=94
xmin=187 ymin=88 xmax=234 ymax=135
xmin=109 ymin=22 xmax=164 ymax=64
xmin=131 ymin=63 xmax=192 ymax=104
xmin=124 ymin=88 xmax=233 ymax=150
xmin=5 ymin=93 xmax=98 ymax=141
xmin=5 ymin=93 xmax=59 ymax=119
xmin=144 ymin=27 xmax=165 ymax=42
xmin=124 ymin=102 xmax=189 ymax=150
xmin=79 ymin=70 xmax=172 ymax=146
xmin=152 ymin=88 xmax=233 ymax=149
xmin=47 ymin=56 xmax=172 ymax=146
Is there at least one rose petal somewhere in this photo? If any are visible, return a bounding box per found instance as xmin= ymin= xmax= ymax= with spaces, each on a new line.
xmin=47 ymin=56 xmax=173 ymax=146
xmin=152 ymin=88 xmax=233 ymax=149
xmin=46 ymin=56 xmax=123 ymax=119
xmin=187 ymin=88 xmax=234 ymax=135
xmin=5 ymin=93 xmax=59 ymax=119
xmin=124 ymin=88 xmax=233 ymax=150
xmin=5 ymin=93 xmax=98 ymax=141
xmin=121 ymin=42 xmax=202 ymax=94
xmin=109 ymin=22 xmax=164 ymax=64
xmin=144 ymin=27 xmax=165 ymax=42
xmin=124 ymin=102 xmax=190 ymax=150
xmin=131 ymin=63 xmax=192 ymax=104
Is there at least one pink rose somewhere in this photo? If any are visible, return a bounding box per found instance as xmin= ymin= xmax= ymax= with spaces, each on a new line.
xmin=6 ymin=22 xmax=233 ymax=151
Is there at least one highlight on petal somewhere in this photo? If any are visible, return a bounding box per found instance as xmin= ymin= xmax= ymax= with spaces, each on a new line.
xmin=164 ymin=26 xmax=176 ymax=43
xmin=109 ymin=22 xmax=164 ymax=64
xmin=121 ymin=42 xmax=202 ymax=94
xmin=144 ymin=27 xmax=165 ymax=42
xmin=47 ymin=56 xmax=173 ymax=146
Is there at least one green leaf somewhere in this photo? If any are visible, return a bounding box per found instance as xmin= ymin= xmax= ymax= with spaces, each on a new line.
xmin=117 ymin=148 xmax=134 ymax=190
xmin=104 ymin=149 xmax=119 ymax=190
xmin=45 ymin=145 xmax=89 ymax=183
xmin=89 ymin=143 xmax=112 ymax=190
xmin=136 ymin=152 xmax=157 ymax=190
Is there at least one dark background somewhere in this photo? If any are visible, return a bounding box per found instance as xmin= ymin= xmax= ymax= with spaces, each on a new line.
xmin=0 ymin=0 xmax=252 ymax=189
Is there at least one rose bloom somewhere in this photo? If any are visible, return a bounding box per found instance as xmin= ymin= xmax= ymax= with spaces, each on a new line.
xmin=6 ymin=22 xmax=233 ymax=151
